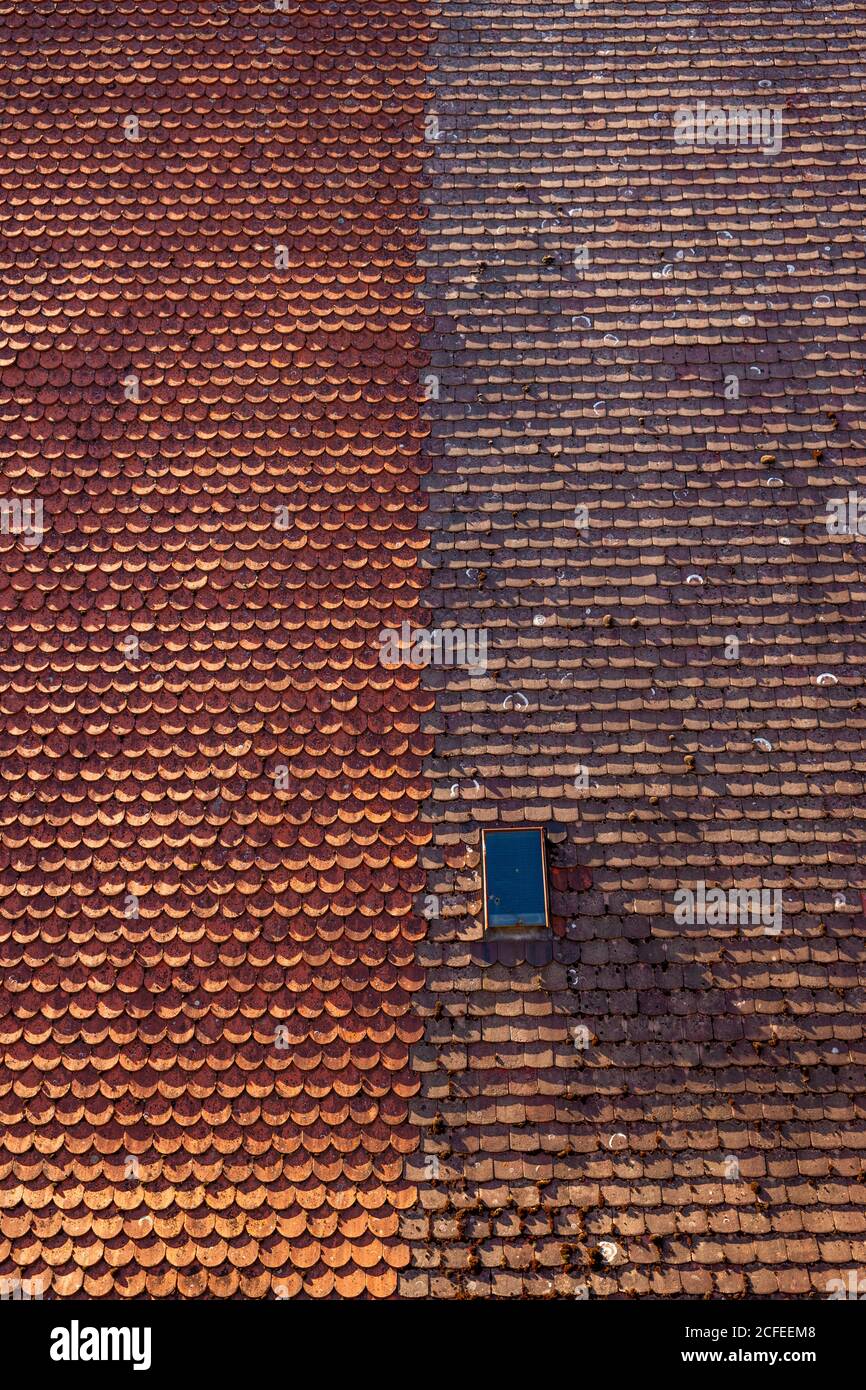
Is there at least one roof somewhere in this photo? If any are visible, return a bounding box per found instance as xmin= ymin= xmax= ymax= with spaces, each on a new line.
xmin=401 ymin=0 xmax=866 ymax=1297
xmin=0 ymin=0 xmax=434 ymax=1298
xmin=1 ymin=0 xmax=865 ymax=1302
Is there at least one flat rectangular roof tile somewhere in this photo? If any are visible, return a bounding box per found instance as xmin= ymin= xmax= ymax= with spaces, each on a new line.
xmin=403 ymin=0 xmax=866 ymax=1300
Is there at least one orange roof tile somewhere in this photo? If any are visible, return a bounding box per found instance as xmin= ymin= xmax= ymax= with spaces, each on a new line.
xmin=0 ymin=0 xmax=434 ymax=1299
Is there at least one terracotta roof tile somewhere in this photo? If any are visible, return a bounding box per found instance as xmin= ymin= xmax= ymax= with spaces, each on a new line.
xmin=0 ymin=0 xmax=433 ymax=1298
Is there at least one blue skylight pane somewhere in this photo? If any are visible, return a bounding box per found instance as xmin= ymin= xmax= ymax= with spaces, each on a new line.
xmin=484 ymin=829 xmax=548 ymax=928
